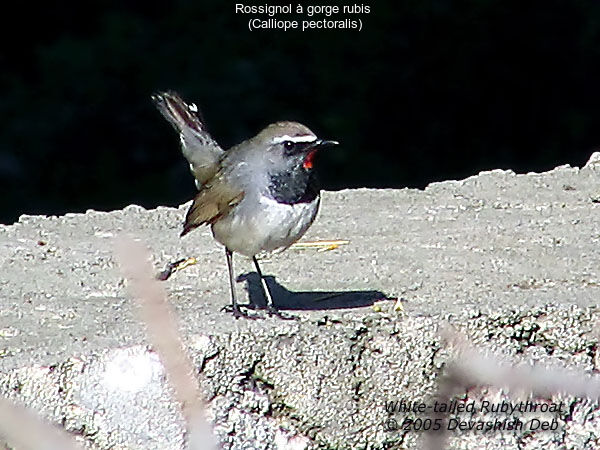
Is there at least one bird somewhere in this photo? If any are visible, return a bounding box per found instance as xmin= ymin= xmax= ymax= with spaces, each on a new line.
xmin=152 ymin=91 xmax=338 ymax=318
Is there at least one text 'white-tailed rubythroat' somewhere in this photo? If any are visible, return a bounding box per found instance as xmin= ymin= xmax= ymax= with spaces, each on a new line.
xmin=152 ymin=91 xmax=338 ymax=318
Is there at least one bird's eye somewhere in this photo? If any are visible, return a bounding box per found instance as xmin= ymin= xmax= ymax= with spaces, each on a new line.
xmin=283 ymin=141 xmax=294 ymax=151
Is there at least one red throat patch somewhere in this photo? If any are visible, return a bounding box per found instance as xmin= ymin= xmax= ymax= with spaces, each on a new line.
xmin=303 ymin=149 xmax=317 ymax=169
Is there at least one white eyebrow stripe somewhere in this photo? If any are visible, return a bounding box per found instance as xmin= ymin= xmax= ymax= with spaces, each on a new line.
xmin=272 ymin=134 xmax=317 ymax=144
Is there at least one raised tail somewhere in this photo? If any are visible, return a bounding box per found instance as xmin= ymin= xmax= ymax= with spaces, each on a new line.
xmin=152 ymin=91 xmax=206 ymax=136
xmin=152 ymin=91 xmax=224 ymax=187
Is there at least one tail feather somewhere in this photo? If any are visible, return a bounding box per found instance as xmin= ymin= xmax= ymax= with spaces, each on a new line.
xmin=152 ymin=91 xmax=206 ymax=136
xmin=152 ymin=91 xmax=224 ymax=187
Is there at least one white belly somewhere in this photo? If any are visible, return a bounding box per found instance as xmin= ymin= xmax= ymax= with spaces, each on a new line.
xmin=211 ymin=194 xmax=320 ymax=257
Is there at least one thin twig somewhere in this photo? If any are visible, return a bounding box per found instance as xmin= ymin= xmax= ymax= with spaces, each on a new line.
xmin=115 ymin=237 xmax=217 ymax=450
xmin=0 ymin=397 xmax=83 ymax=450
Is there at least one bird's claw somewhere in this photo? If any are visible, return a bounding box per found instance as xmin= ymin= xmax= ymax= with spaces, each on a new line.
xmin=265 ymin=305 xmax=298 ymax=321
xmin=221 ymin=304 xmax=260 ymax=320
xmin=221 ymin=304 xmax=296 ymax=320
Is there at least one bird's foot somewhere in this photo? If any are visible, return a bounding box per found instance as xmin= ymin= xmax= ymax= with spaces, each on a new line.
xmin=221 ymin=304 xmax=260 ymax=320
xmin=221 ymin=304 xmax=296 ymax=320
xmin=265 ymin=305 xmax=298 ymax=321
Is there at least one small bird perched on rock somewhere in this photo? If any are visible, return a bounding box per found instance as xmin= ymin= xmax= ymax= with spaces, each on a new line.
xmin=152 ymin=91 xmax=338 ymax=318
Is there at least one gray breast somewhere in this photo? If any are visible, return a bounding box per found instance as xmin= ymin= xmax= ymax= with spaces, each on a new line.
xmin=211 ymin=193 xmax=320 ymax=257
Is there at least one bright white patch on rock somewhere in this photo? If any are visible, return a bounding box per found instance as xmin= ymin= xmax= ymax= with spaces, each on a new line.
xmin=102 ymin=348 xmax=163 ymax=393
xmin=188 ymin=102 xmax=198 ymax=112
xmin=94 ymin=231 xmax=114 ymax=238
xmin=585 ymin=151 xmax=600 ymax=168
xmin=274 ymin=429 xmax=311 ymax=449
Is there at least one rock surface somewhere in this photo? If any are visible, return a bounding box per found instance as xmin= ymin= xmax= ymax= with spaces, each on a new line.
xmin=2 ymin=155 xmax=600 ymax=449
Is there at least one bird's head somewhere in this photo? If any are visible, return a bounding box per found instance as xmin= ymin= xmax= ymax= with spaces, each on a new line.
xmin=254 ymin=121 xmax=338 ymax=172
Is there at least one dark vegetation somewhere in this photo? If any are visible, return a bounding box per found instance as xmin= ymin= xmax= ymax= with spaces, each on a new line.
xmin=2 ymin=0 xmax=599 ymax=223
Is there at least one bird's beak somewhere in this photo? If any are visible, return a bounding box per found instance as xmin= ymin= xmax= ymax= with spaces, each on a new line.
xmin=303 ymin=140 xmax=338 ymax=170
xmin=315 ymin=139 xmax=339 ymax=148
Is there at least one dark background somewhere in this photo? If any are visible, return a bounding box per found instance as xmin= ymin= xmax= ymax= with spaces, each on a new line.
xmin=2 ymin=1 xmax=600 ymax=224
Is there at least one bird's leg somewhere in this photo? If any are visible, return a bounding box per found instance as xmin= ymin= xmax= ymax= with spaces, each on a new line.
xmin=225 ymin=248 xmax=247 ymax=319
xmin=252 ymin=256 xmax=296 ymax=320
xmin=252 ymin=256 xmax=274 ymax=308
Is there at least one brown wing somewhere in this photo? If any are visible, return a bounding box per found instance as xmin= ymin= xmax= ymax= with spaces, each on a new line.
xmin=180 ymin=176 xmax=244 ymax=237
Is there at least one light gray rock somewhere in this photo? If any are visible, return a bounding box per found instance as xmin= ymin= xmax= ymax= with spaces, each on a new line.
xmin=1 ymin=154 xmax=600 ymax=449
